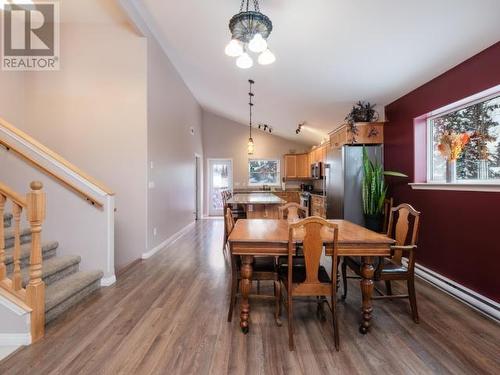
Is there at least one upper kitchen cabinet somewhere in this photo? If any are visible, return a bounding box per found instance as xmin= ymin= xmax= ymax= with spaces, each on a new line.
xmin=284 ymin=154 xmax=297 ymax=178
xmin=284 ymin=153 xmax=309 ymax=179
xmin=330 ymin=122 xmax=384 ymax=147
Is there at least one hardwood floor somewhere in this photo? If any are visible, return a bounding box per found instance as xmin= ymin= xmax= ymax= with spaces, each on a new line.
xmin=1 ymin=219 xmax=498 ymax=374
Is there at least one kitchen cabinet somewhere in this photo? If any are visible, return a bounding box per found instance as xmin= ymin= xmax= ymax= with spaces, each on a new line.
xmin=284 ymin=154 xmax=297 ymax=178
xmin=296 ymin=154 xmax=309 ymax=178
xmin=284 ymin=153 xmax=309 ymax=179
xmin=329 ymin=122 xmax=384 ymax=147
xmin=273 ymin=191 xmax=300 ymax=204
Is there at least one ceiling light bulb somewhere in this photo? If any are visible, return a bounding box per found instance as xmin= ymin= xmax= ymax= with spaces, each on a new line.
xmin=247 ymin=137 xmax=255 ymax=155
xmin=236 ymin=52 xmax=253 ymax=69
xmin=258 ymin=49 xmax=276 ymax=65
xmin=248 ymin=33 xmax=268 ymax=53
xmin=225 ymin=39 xmax=243 ymax=57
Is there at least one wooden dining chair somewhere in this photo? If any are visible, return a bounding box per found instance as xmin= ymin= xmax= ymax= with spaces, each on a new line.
xmin=278 ymin=202 xmax=309 ymax=220
xmin=277 ymin=217 xmax=340 ymax=351
xmin=341 ymin=203 xmax=421 ymax=323
xmin=381 ymin=198 xmax=394 ymax=234
xmin=226 ymin=208 xmax=279 ymax=323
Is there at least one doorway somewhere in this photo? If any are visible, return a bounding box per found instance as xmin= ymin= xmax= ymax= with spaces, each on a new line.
xmin=195 ymin=154 xmax=202 ymax=220
xmin=208 ymin=159 xmax=233 ymax=216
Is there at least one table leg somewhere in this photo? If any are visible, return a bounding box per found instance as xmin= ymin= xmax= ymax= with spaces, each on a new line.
xmin=359 ymin=256 xmax=375 ymax=334
xmin=240 ymin=255 xmax=253 ymax=334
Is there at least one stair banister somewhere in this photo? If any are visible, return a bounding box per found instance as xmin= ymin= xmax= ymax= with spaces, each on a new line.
xmin=0 ymin=181 xmax=46 ymax=341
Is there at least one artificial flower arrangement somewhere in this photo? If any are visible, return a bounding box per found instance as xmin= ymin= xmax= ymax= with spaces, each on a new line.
xmin=437 ymin=131 xmax=470 ymax=161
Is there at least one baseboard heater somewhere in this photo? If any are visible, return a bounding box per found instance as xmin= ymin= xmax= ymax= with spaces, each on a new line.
xmin=402 ymin=259 xmax=499 ymax=322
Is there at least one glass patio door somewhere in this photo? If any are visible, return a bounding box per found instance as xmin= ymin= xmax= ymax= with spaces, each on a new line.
xmin=208 ymin=159 xmax=233 ymax=216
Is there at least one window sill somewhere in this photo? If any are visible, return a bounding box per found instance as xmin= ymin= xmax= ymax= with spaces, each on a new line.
xmin=409 ymin=182 xmax=500 ymax=192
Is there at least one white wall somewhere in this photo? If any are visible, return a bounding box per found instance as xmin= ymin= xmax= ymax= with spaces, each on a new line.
xmin=146 ymin=36 xmax=203 ymax=253
xmin=0 ymin=1 xmax=148 ymax=270
xmin=202 ymin=110 xmax=309 ymax=215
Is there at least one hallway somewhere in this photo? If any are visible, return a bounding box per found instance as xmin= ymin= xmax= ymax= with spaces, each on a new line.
xmin=0 ymin=219 xmax=498 ymax=375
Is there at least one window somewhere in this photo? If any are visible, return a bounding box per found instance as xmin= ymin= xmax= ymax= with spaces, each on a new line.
xmin=248 ymin=159 xmax=280 ymax=186
xmin=428 ymin=93 xmax=500 ymax=182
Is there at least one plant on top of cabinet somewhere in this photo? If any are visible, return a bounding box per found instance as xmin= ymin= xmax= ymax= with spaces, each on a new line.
xmin=345 ymin=101 xmax=379 ymax=143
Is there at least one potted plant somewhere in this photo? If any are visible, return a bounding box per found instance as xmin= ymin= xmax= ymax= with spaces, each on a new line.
xmin=362 ymin=146 xmax=407 ymax=232
xmin=437 ymin=131 xmax=470 ymax=182
xmin=345 ymin=101 xmax=379 ymax=143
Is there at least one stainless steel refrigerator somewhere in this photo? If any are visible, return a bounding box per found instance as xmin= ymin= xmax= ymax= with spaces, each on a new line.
xmin=324 ymin=144 xmax=383 ymax=225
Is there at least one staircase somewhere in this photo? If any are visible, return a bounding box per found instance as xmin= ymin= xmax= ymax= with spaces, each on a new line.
xmin=3 ymin=211 xmax=103 ymax=325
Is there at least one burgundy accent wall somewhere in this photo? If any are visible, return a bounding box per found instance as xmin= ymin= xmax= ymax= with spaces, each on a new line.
xmin=384 ymin=42 xmax=500 ymax=302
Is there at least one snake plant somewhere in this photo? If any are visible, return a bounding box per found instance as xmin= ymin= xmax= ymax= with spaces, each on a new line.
xmin=362 ymin=146 xmax=407 ymax=215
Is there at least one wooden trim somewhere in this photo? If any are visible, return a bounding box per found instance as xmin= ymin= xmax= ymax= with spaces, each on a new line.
xmin=0 ymin=287 xmax=32 ymax=312
xmin=409 ymin=182 xmax=500 ymax=192
xmin=0 ymin=117 xmax=114 ymax=195
xmin=0 ymin=139 xmax=104 ymax=208
xmin=0 ymin=181 xmax=27 ymax=207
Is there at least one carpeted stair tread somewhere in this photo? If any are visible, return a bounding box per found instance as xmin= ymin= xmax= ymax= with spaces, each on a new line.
xmin=3 ymin=213 xmax=12 ymax=228
xmin=3 ymin=226 xmax=32 ymax=243
xmin=4 ymin=241 xmax=59 ymax=266
xmin=20 ymin=255 xmax=81 ymax=287
xmin=45 ymin=270 xmax=103 ymax=312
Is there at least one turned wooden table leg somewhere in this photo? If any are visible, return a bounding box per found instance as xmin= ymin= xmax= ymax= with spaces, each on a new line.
xmin=240 ymin=255 xmax=253 ymax=334
xmin=359 ymin=256 xmax=375 ymax=334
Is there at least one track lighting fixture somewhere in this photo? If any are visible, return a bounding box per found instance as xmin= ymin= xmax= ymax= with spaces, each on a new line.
xmin=258 ymin=124 xmax=273 ymax=133
xmin=296 ymin=122 xmax=306 ymax=135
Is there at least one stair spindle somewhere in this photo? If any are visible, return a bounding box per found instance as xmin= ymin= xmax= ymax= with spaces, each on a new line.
xmin=25 ymin=181 xmax=46 ymax=342
xmin=12 ymin=203 xmax=22 ymax=290
xmin=0 ymin=194 xmax=5 ymax=280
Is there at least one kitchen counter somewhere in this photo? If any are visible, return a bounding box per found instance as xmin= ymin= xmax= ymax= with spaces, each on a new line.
xmin=227 ymin=193 xmax=286 ymax=205
xmin=227 ymin=193 xmax=286 ymax=219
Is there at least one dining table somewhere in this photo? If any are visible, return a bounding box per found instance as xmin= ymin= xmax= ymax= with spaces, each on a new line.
xmin=228 ymin=219 xmax=395 ymax=334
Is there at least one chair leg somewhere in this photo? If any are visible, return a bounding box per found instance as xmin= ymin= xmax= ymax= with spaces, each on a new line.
xmin=385 ymin=280 xmax=393 ymax=296
xmin=227 ymin=272 xmax=238 ymax=322
xmin=341 ymin=260 xmax=348 ymax=300
xmin=407 ymin=278 xmax=419 ymax=323
xmin=288 ymin=295 xmax=294 ymax=351
xmin=274 ymin=281 xmax=282 ymax=326
xmin=332 ymin=293 xmax=339 ymax=351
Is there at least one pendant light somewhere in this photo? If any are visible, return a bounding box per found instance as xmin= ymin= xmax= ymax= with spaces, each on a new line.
xmin=225 ymin=0 xmax=276 ymax=69
xmin=247 ymin=79 xmax=255 ymax=155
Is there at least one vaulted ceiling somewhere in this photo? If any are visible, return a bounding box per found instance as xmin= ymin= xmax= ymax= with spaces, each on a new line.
xmin=136 ymin=0 xmax=500 ymax=145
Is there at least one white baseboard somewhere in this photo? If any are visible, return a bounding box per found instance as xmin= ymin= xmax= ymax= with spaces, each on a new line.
xmin=0 ymin=333 xmax=31 ymax=346
xmin=412 ymin=262 xmax=499 ymax=322
xmin=100 ymin=275 xmax=116 ymax=287
xmin=142 ymin=221 xmax=195 ymax=259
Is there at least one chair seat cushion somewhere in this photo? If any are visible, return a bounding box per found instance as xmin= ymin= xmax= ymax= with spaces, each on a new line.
xmin=278 ymin=264 xmax=331 ymax=284
xmin=343 ymin=256 xmax=407 ymax=276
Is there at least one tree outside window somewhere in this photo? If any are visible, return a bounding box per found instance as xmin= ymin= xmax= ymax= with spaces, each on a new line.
xmin=430 ymin=95 xmax=500 ymax=181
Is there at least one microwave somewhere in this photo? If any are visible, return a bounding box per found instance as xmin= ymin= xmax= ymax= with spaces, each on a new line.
xmin=310 ymin=162 xmax=322 ymax=179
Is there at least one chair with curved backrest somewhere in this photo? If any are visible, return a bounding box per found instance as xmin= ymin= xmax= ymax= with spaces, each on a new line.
xmin=341 ymin=203 xmax=421 ymax=323
xmin=277 ymin=217 xmax=340 ymax=351
xmin=278 ymin=202 xmax=309 ymax=220
xmin=226 ymin=208 xmax=279 ymax=323
xmin=381 ymin=198 xmax=394 ymax=234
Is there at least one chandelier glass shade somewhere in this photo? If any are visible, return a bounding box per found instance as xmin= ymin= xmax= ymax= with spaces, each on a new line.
xmin=225 ymin=1 xmax=275 ymax=68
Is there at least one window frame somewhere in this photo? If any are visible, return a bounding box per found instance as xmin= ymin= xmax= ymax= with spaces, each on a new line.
xmin=425 ymin=87 xmax=500 ymax=184
xmin=247 ymin=158 xmax=281 ymax=187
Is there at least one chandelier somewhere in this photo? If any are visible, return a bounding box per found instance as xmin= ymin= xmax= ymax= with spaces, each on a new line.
xmin=225 ymin=0 xmax=276 ymax=69
xmin=247 ymin=79 xmax=255 ymax=154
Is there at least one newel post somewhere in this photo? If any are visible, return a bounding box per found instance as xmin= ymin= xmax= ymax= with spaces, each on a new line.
xmin=25 ymin=181 xmax=46 ymax=342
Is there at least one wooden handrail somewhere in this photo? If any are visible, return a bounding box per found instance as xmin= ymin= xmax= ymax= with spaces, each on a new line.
xmin=0 ymin=138 xmax=104 ymax=208
xmin=0 ymin=117 xmax=114 ymax=199
xmin=0 ymin=181 xmax=27 ymax=207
